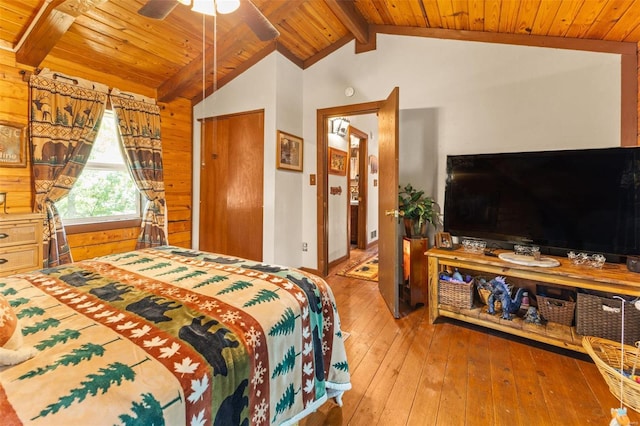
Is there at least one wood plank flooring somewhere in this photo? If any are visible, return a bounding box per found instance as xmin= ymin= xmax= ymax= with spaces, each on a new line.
xmin=300 ymin=248 xmax=640 ymax=425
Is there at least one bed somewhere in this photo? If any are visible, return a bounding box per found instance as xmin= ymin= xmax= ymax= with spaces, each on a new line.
xmin=0 ymin=246 xmax=350 ymax=425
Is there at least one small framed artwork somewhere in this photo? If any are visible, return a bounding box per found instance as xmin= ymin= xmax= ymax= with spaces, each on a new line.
xmin=0 ymin=121 xmax=26 ymax=167
xmin=328 ymin=147 xmax=347 ymax=175
xmin=276 ymin=130 xmax=303 ymax=172
xmin=436 ymin=232 xmax=454 ymax=250
xmin=369 ymin=155 xmax=378 ymax=174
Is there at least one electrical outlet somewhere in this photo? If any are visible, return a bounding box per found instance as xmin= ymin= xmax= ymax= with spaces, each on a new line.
xmin=302 ymin=242 xmax=308 ymax=252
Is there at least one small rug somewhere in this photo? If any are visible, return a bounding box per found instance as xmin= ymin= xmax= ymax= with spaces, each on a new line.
xmin=338 ymin=255 xmax=378 ymax=282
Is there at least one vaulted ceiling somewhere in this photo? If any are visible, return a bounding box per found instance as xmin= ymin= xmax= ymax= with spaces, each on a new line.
xmin=2 ymin=0 xmax=640 ymax=104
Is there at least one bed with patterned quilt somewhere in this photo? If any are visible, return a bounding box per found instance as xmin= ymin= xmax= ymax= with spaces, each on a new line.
xmin=0 ymin=246 xmax=350 ymax=425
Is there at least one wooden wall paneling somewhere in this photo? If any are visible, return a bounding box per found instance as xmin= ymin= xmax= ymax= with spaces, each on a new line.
xmin=39 ymin=56 xmax=157 ymax=99
xmin=0 ymin=52 xmax=32 ymax=214
xmin=0 ymin=48 xmax=193 ymax=260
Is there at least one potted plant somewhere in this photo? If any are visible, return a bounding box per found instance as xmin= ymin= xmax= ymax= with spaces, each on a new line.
xmin=398 ymin=183 xmax=441 ymax=238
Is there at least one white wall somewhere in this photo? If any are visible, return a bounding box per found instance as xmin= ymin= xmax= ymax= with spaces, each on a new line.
xmin=301 ymin=34 xmax=619 ymax=269
xmin=192 ymin=54 xmax=304 ymax=265
xmin=274 ymin=55 xmax=304 ymax=266
xmin=328 ymin=132 xmax=349 ymax=262
xmin=194 ymin=33 xmax=620 ymax=270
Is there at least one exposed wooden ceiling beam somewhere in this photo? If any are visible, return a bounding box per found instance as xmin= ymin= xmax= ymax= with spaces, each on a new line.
xmin=15 ymin=0 xmax=106 ymax=67
xmin=159 ymin=0 xmax=300 ymax=102
xmin=324 ymin=0 xmax=369 ymax=45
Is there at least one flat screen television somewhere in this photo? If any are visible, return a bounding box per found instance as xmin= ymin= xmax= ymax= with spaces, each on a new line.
xmin=443 ymin=147 xmax=640 ymax=263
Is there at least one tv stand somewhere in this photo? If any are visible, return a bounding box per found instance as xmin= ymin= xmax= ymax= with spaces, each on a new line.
xmin=427 ymin=247 xmax=640 ymax=353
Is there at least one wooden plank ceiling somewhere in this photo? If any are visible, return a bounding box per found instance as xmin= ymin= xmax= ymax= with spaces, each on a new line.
xmin=1 ymin=0 xmax=640 ymax=104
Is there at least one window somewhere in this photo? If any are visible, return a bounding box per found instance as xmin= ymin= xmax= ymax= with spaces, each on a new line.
xmin=57 ymin=110 xmax=141 ymax=224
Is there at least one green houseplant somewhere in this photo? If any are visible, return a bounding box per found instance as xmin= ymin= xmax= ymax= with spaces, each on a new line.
xmin=398 ymin=183 xmax=441 ymax=238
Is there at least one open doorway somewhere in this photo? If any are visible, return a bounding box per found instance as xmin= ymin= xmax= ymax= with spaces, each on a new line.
xmin=324 ymin=114 xmax=377 ymax=271
xmin=348 ymin=126 xmax=368 ymax=250
xmin=317 ymin=89 xmax=401 ymax=317
xmin=317 ymin=102 xmax=381 ymax=277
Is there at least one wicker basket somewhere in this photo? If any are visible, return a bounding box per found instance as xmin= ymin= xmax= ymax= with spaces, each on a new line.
xmin=538 ymin=295 xmax=575 ymax=326
xmin=583 ymin=336 xmax=640 ymax=413
xmin=576 ymin=293 xmax=640 ymax=345
xmin=477 ymin=287 xmax=501 ymax=311
xmin=438 ymin=279 xmax=474 ymax=309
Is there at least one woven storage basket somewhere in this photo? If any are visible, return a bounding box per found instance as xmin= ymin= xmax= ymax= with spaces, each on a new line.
xmin=477 ymin=287 xmax=501 ymax=311
xmin=538 ymin=295 xmax=575 ymax=326
xmin=577 ymin=293 xmax=640 ymax=345
xmin=583 ymin=336 xmax=640 ymax=413
xmin=438 ymin=279 xmax=474 ymax=309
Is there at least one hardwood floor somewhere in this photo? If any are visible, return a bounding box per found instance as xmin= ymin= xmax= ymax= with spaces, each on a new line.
xmin=300 ymin=248 xmax=640 ymax=425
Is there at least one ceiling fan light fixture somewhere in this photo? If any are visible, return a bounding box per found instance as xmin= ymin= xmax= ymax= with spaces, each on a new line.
xmin=216 ymin=0 xmax=240 ymax=14
xmin=191 ymin=0 xmax=217 ymax=16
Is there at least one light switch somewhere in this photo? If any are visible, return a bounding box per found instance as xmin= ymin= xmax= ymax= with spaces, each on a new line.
xmin=310 ymin=174 xmax=316 ymax=185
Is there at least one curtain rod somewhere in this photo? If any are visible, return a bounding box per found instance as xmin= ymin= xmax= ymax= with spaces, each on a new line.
xmin=20 ymin=68 xmax=162 ymax=108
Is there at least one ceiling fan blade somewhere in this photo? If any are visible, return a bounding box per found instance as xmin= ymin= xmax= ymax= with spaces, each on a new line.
xmin=138 ymin=0 xmax=179 ymax=20
xmin=239 ymin=0 xmax=280 ymax=41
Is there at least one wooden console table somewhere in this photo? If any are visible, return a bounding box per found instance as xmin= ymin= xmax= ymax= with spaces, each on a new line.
xmin=427 ymin=247 xmax=640 ymax=353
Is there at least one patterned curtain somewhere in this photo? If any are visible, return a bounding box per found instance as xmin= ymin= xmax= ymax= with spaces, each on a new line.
xmin=29 ymin=70 xmax=108 ymax=267
xmin=110 ymin=89 xmax=168 ymax=248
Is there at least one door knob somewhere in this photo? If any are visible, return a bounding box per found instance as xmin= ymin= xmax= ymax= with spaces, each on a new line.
xmin=385 ymin=209 xmax=399 ymax=217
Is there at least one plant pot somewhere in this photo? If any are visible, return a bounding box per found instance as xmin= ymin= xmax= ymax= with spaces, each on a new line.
xmin=404 ymin=218 xmax=428 ymax=238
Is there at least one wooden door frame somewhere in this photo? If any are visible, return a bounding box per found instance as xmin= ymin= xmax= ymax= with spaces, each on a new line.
xmin=316 ymin=101 xmax=382 ymax=277
xmin=348 ymin=126 xmax=368 ymax=249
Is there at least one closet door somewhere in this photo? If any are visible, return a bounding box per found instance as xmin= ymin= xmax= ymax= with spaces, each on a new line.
xmin=199 ymin=110 xmax=264 ymax=261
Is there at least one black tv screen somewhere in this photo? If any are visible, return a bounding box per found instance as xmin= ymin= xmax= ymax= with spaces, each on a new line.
xmin=443 ymin=147 xmax=640 ymax=262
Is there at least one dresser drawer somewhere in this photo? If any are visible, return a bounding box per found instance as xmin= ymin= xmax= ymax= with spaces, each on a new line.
xmin=0 ymin=221 xmax=39 ymax=248
xmin=0 ymin=245 xmax=40 ymax=276
xmin=0 ymin=213 xmax=43 ymax=276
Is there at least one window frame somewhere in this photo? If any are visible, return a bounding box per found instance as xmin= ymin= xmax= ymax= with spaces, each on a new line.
xmin=59 ymin=109 xmax=143 ymax=230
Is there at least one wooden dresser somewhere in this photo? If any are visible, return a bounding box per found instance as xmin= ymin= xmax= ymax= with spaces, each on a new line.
xmin=0 ymin=213 xmax=44 ymax=277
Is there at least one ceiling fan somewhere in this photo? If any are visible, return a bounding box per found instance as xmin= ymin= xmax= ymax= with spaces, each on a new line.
xmin=138 ymin=0 xmax=280 ymax=41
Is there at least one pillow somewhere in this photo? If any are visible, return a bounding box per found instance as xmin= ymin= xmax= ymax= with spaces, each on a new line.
xmin=0 ymin=294 xmax=18 ymax=346
xmin=0 ymin=294 xmax=37 ymax=366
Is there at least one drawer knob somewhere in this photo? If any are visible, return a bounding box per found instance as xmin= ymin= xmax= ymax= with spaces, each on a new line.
xmin=0 ymin=259 xmax=7 ymax=264
xmin=0 ymin=233 xmax=7 ymax=239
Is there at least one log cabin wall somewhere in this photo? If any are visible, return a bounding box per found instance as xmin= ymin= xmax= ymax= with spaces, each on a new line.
xmin=0 ymin=49 xmax=192 ymax=261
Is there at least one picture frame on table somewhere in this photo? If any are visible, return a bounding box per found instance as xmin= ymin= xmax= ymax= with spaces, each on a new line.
xmin=0 ymin=121 xmax=27 ymax=167
xmin=276 ymin=130 xmax=303 ymax=172
xmin=436 ymin=232 xmax=454 ymax=249
xmin=328 ymin=147 xmax=347 ymax=175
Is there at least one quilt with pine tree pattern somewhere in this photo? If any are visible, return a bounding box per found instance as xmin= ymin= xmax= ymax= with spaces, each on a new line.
xmin=0 ymin=246 xmax=350 ymax=425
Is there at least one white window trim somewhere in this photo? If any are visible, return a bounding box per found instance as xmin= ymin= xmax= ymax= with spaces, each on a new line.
xmin=60 ymin=110 xmax=142 ymax=226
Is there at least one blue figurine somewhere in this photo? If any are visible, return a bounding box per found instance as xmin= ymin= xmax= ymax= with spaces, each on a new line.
xmin=485 ymin=276 xmax=526 ymax=320
xmin=523 ymin=306 xmax=542 ymax=325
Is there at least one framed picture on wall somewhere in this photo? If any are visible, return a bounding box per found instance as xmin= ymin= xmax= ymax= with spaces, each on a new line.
xmin=369 ymin=155 xmax=378 ymax=174
xmin=276 ymin=130 xmax=303 ymax=172
xmin=0 ymin=121 xmax=26 ymax=167
xmin=328 ymin=147 xmax=347 ymax=175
